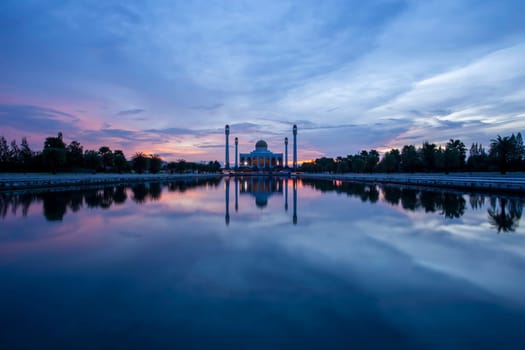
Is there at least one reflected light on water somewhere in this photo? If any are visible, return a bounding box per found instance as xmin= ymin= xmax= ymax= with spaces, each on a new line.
xmin=1 ymin=177 xmax=525 ymax=349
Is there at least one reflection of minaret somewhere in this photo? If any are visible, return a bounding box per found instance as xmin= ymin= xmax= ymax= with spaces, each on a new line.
xmin=225 ymin=178 xmax=230 ymax=225
xmin=293 ymin=124 xmax=297 ymax=171
xmin=285 ymin=178 xmax=289 ymax=211
xmin=293 ymin=178 xmax=297 ymax=225
xmin=284 ymin=137 xmax=288 ymax=168
xmin=235 ymin=137 xmax=238 ymax=169
xmin=235 ymin=177 xmax=239 ymax=212
xmin=225 ymin=125 xmax=230 ymax=169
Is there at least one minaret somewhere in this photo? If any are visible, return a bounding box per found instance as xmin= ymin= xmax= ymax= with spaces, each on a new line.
xmin=225 ymin=125 xmax=230 ymax=169
xmin=225 ymin=177 xmax=230 ymax=225
xmin=293 ymin=124 xmax=297 ymax=171
xmin=235 ymin=177 xmax=239 ymax=212
xmin=284 ymin=137 xmax=288 ymax=168
xmin=293 ymin=178 xmax=297 ymax=225
xmin=285 ymin=178 xmax=288 ymax=211
xmin=235 ymin=137 xmax=238 ymax=169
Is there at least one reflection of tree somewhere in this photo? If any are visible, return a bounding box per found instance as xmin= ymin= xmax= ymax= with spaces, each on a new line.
xmin=368 ymin=186 xmax=379 ymax=203
xmin=441 ymin=193 xmax=466 ymax=218
xmin=100 ymin=187 xmax=114 ymax=209
xmin=0 ymin=178 xmax=221 ymax=220
xmin=68 ymin=192 xmax=84 ymax=212
xmin=19 ymin=193 xmax=34 ymax=216
xmin=488 ymin=198 xmax=522 ymax=233
xmin=113 ymin=186 xmax=127 ymax=204
xmin=42 ymin=193 xmax=67 ymax=221
xmin=400 ymin=189 xmax=418 ymax=210
xmin=132 ymin=184 xmax=148 ymax=204
xmin=419 ymin=191 xmax=441 ymax=213
xmin=1 ymin=193 xmax=13 ymax=218
xmin=469 ymin=194 xmax=485 ymax=210
xmin=302 ymin=179 xmax=471 ymax=220
xmin=382 ymin=186 xmax=401 ymax=206
xmin=149 ymin=182 xmax=162 ymax=201
xmin=84 ymin=189 xmax=104 ymax=208
xmin=354 ymin=183 xmax=368 ymax=202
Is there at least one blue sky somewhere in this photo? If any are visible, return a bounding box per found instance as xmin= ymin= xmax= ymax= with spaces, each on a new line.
xmin=1 ymin=0 xmax=524 ymax=163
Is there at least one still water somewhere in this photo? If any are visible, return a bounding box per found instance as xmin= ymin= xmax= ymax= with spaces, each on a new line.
xmin=1 ymin=176 xmax=525 ymax=349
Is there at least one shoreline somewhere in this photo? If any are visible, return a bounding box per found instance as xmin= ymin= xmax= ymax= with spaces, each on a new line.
xmin=297 ymin=172 xmax=525 ymax=194
xmin=0 ymin=173 xmax=222 ymax=191
xmin=2 ymin=172 xmax=525 ymax=194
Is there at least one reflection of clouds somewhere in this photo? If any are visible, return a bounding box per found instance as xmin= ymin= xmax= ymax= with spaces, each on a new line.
xmin=276 ymin=186 xmax=525 ymax=306
xmin=2 ymin=179 xmax=525 ymax=307
xmin=2 ymin=178 xmax=525 ymax=347
xmin=355 ymin=215 xmax=525 ymax=306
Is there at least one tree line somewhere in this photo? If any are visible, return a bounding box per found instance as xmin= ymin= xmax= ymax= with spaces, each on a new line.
xmin=301 ymin=133 xmax=525 ymax=174
xmin=0 ymin=132 xmax=222 ymax=174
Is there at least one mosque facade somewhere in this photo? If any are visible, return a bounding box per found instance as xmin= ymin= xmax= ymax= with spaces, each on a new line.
xmin=239 ymin=140 xmax=283 ymax=169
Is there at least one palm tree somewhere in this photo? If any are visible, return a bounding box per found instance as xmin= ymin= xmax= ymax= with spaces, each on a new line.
xmin=490 ymin=135 xmax=515 ymax=174
xmin=132 ymin=152 xmax=149 ymax=174
xmin=488 ymin=198 xmax=521 ymax=233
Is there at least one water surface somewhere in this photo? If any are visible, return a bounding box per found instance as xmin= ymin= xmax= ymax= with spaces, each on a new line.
xmin=1 ymin=177 xmax=525 ymax=349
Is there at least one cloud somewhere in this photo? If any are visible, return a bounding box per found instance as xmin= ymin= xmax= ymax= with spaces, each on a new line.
xmin=0 ymin=104 xmax=80 ymax=135
xmin=191 ymin=103 xmax=223 ymax=111
xmin=195 ymin=143 xmax=226 ymax=149
xmin=116 ymin=108 xmax=145 ymax=116
xmin=1 ymin=0 xmax=524 ymax=161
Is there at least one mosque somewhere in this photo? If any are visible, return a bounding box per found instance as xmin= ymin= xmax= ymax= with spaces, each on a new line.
xmin=224 ymin=124 xmax=297 ymax=170
xmin=239 ymin=140 xmax=283 ymax=168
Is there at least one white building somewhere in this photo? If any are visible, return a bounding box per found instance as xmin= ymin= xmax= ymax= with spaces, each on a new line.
xmin=239 ymin=140 xmax=284 ymax=169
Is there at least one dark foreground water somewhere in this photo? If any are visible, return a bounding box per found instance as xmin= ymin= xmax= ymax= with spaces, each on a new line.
xmin=1 ymin=177 xmax=525 ymax=349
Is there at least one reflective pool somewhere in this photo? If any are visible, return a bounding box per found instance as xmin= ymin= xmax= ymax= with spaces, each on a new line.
xmin=1 ymin=177 xmax=525 ymax=349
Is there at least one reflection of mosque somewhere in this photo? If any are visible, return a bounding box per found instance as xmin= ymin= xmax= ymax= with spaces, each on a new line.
xmin=225 ymin=177 xmax=298 ymax=225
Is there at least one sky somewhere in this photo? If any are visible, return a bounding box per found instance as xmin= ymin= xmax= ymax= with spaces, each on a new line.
xmin=1 ymin=0 xmax=525 ymax=164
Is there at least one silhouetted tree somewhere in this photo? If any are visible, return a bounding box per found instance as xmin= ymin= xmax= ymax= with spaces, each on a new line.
xmin=335 ymin=156 xmax=350 ymax=173
xmin=444 ymin=139 xmax=466 ymax=173
xmin=467 ymin=142 xmax=489 ymax=171
xmin=401 ymin=145 xmax=420 ymax=173
xmin=9 ymin=139 xmax=20 ymax=169
xmin=99 ymin=146 xmax=113 ymax=172
xmin=66 ymin=140 xmax=84 ymax=169
xmin=84 ymin=150 xmax=101 ymax=173
xmin=490 ymin=135 xmax=515 ymax=174
xmin=509 ymin=133 xmax=524 ymax=171
xmin=351 ymin=153 xmax=366 ymax=173
xmin=132 ymin=152 xmax=149 ymax=174
xmin=149 ymin=154 xmax=162 ymax=174
xmin=365 ymin=150 xmax=380 ymax=173
xmin=19 ymin=137 xmax=33 ymax=170
xmin=42 ymin=132 xmax=66 ymax=174
xmin=113 ymin=150 xmax=128 ymax=173
xmin=0 ymin=136 xmax=9 ymax=170
xmin=419 ymin=142 xmax=437 ymax=172
xmin=379 ymin=149 xmax=400 ymax=173
xmin=208 ymin=160 xmax=221 ymax=172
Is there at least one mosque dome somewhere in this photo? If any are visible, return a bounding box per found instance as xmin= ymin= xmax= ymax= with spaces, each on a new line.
xmin=255 ymin=140 xmax=268 ymax=150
